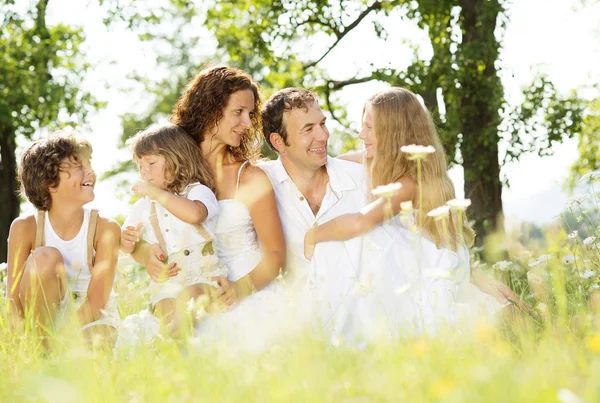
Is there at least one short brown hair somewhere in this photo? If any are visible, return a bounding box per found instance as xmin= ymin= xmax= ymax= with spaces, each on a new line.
xmin=261 ymin=88 xmax=319 ymax=151
xmin=18 ymin=132 xmax=93 ymax=211
xmin=126 ymin=123 xmax=215 ymax=193
xmin=170 ymin=65 xmax=261 ymax=162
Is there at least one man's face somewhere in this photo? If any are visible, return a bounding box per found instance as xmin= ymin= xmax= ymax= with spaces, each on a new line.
xmin=281 ymin=102 xmax=329 ymax=172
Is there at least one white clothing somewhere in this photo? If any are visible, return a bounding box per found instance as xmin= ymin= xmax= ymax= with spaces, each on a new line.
xmin=196 ymin=161 xmax=298 ymax=353
xmin=214 ymin=161 xmax=262 ymax=281
xmin=123 ymin=182 xmax=219 ymax=256
xmin=36 ymin=209 xmax=95 ymax=293
xmin=260 ymin=157 xmax=370 ymax=339
xmin=34 ymin=209 xmax=119 ymax=329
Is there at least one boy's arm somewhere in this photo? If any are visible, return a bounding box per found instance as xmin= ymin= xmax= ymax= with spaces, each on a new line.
xmin=6 ymin=216 xmax=35 ymax=318
xmin=304 ymin=177 xmax=416 ymax=259
xmin=77 ymin=217 xmax=120 ymax=325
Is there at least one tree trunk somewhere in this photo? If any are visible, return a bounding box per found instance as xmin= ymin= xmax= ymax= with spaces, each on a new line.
xmin=0 ymin=126 xmax=20 ymax=262
xmin=458 ymin=0 xmax=505 ymax=244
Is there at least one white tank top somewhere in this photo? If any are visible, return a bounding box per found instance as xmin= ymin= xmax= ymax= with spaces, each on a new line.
xmin=35 ymin=209 xmax=95 ymax=293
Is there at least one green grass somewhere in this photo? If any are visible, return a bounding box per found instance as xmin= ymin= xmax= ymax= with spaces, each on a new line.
xmin=2 ymin=193 xmax=600 ymax=402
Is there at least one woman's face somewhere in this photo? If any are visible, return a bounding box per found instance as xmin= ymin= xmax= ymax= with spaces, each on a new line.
xmin=359 ymin=105 xmax=376 ymax=159
xmin=212 ymin=89 xmax=255 ymax=148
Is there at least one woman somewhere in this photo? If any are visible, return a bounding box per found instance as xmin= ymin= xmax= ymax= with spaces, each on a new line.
xmin=124 ymin=65 xmax=289 ymax=350
xmin=305 ymin=88 xmax=510 ymax=338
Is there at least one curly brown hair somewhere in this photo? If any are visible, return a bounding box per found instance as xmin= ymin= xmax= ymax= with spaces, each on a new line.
xmin=126 ymin=123 xmax=215 ymax=193
xmin=261 ymin=88 xmax=319 ymax=151
xmin=170 ymin=65 xmax=261 ymax=162
xmin=18 ymin=132 xmax=93 ymax=211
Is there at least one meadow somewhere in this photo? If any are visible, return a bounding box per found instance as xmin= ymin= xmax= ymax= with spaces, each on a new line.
xmin=2 ymin=181 xmax=600 ymax=403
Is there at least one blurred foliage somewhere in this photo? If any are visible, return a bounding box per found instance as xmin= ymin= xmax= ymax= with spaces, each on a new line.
xmin=0 ymin=0 xmax=103 ymax=260
xmin=99 ymin=0 xmax=586 ymax=243
xmin=567 ymin=99 xmax=600 ymax=190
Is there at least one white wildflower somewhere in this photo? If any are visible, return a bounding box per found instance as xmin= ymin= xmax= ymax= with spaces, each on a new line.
xmin=371 ymin=182 xmax=402 ymax=198
xmin=579 ymin=171 xmax=600 ymax=183
xmin=446 ymin=198 xmax=472 ymax=210
xmin=400 ymin=200 xmax=413 ymax=211
xmin=591 ymin=283 xmax=600 ymax=290
xmin=562 ymin=255 xmax=575 ymax=265
xmin=492 ymin=260 xmax=513 ymax=272
xmin=400 ymin=144 xmax=436 ymax=160
xmin=557 ymin=388 xmax=583 ymax=403
xmin=537 ymin=303 xmax=548 ymax=315
xmin=427 ymin=205 xmax=450 ymax=219
xmin=567 ymin=230 xmax=578 ymax=240
xmin=580 ymin=270 xmax=596 ymax=280
xmin=0 ymin=262 xmax=6 ymax=272
xmin=394 ymin=284 xmax=412 ymax=295
xmin=583 ymin=236 xmax=596 ymax=246
xmin=529 ymin=254 xmax=552 ymax=267
xmin=567 ymin=194 xmax=590 ymax=205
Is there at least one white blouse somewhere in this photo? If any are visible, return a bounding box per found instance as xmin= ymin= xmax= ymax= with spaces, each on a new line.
xmin=123 ymin=183 xmax=219 ymax=256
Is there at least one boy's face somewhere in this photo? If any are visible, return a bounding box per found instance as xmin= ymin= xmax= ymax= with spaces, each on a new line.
xmin=137 ymin=154 xmax=170 ymax=189
xmin=51 ymin=155 xmax=96 ymax=205
xmin=280 ymin=102 xmax=330 ymax=172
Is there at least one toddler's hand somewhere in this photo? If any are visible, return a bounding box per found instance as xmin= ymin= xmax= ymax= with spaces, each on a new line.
xmin=132 ymin=180 xmax=160 ymax=200
xmin=121 ymin=222 xmax=142 ymax=250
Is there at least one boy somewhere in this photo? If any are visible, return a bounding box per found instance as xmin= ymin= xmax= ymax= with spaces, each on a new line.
xmin=6 ymin=132 xmax=120 ymax=344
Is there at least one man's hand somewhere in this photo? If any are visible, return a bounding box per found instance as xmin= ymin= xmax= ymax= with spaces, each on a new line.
xmin=304 ymin=229 xmax=316 ymax=261
xmin=471 ymin=269 xmax=531 ymax=312
xmin=144 ymin=243 xmax=179 ymax=283
xmin=120 ymin=222 xmax=142 ymax=253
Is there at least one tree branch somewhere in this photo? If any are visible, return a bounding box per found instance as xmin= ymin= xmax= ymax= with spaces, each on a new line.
xmin=304 ymin=1 xmax=383 ymax=70
xmin=328 ymin=74 xmax=378 ymax=90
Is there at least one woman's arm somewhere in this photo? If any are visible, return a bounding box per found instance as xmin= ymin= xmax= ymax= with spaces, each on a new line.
xmin=132 ymin=180 xmax=209 ymax=225
xmin=6 ymin=216 xmax=35 ymax=319
xmin=241 ymin=166 xmax=286 ymax=292
xmin=304 ymin=176 xmax=416 ymax=259
xmin=77 ymin=217 xmax=120 ymax=325
xmin=337 ymin=150 xmax=365 ymax=164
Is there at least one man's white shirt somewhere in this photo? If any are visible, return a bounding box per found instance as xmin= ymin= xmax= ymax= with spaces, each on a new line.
xmin=260 ymin=157 xmax=369 ymax=337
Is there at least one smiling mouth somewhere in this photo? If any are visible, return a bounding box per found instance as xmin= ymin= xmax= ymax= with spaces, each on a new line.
xmin=82 ymin=181 xmax=94 ymax=187
xmin=308 ymin=147 xmax=326 ymax=153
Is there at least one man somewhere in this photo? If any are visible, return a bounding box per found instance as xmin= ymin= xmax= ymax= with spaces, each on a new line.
xmin=259 ymin=88 xmax=524 ymax=339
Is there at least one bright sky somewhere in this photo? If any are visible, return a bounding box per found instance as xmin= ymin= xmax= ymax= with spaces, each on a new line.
xmin=29 ymin=0 xmax=600 ymax=226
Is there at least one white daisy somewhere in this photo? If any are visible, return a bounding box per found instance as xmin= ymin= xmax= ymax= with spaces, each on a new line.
xmin=371 ymin=182 xmax=402 ymax=198
xmin=446 ymin=198 xmax=472 ymax=210
xmin=427 ymin=205 xmax=450 ymax=219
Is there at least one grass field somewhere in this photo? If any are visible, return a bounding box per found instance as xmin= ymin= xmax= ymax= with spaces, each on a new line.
xmin=2 ymin=191 xmax=600 ymax=402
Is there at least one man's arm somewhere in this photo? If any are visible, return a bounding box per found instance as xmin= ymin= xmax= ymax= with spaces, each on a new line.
xmin=337 ymin=150 xmax=365 ymax=164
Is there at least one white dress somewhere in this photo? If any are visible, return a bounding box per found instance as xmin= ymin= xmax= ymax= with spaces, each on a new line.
xmin=349 ymin=209 xmax=506 ymax=342
xmin=194 ymin=162 xmax=301 ymax=353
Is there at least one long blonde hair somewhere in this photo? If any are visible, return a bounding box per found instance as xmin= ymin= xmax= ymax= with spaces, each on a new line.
xmin=367 ymin=87 xmax=474 ymax=250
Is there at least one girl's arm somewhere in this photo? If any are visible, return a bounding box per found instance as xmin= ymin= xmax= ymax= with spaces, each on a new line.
xmin=77 ymin=217 xmax=120 ymax=325
xmin=133 ymin=181 xmax=209 ymax=225
xmin=337 ymin=150 xmax=365 ymax=164
xmin=6 ymin=216 xmax=35 ymax=319
xmin=241 ymin=166 xmax=286 ymax=292
xmin=304 ymin=176 xmax=416 ymax=259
